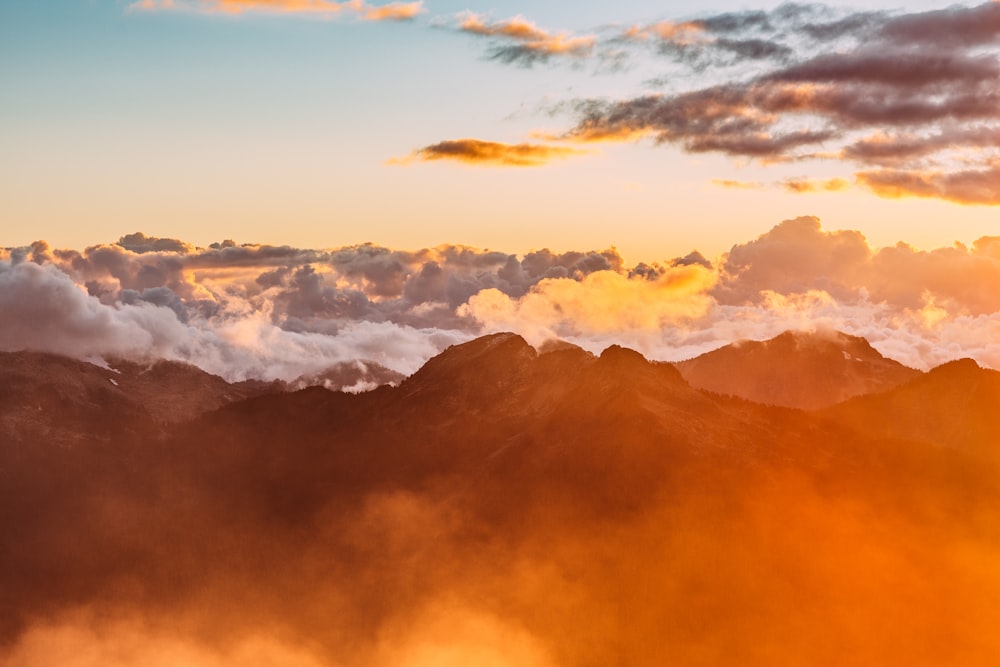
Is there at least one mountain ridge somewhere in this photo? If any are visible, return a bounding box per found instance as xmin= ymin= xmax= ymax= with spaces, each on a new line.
xmin=675 ymin=329 xmax=922 ymax=409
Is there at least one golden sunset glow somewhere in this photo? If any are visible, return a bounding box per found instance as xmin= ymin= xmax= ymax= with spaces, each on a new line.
xmin=4 ymin=1 xmax=1000 ymax=665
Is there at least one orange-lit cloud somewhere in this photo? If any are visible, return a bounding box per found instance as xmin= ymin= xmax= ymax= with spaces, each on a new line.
xmin=782 ymin=177 xmax=849 ymax=193
xmin=459 ymin=265 xmax=718 ymax=344
xmin=544 ymin=3 xmax=1000 ymax=205
xmin=712 ymin=179 xmax=765 ymax=190
xmin=392 ymin=138 xmax=586 ymax=167
xmin=622 ymin=20 xmax=707 ymax=46
xmin=457 ymin=13 xmax=595 ymax=65
xmin=857 ymin=163 xmax=1000 ymax=205
xmin=129 ymin=0 xmax=425 ymax=20
xmin=710 ymin=178 xmax=848 ymax=193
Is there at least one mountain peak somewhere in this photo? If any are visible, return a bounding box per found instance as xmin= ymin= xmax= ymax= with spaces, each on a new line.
xmin=599 ymin=344 xmax=649 ymax=368
xmin=399 ymin=333 xmax=536 ymax=402
xmin=676 ymin=329 xmax=920 ymax=409
xmin=928 ymin=357 xmax=982 ymax=376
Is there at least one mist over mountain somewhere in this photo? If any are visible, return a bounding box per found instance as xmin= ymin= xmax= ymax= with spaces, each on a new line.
xmin=2 ymin=332 xmax=999 ymax=666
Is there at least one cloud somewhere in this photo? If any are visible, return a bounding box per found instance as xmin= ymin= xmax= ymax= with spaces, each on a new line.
xmin=457 ymin=13 xmax=595 ymax=66
xmin=8 ymin=220 xmax=1000 ymax=379
xmin=129 ymin=0 xmax=425 ymax=21
xmin=711 ymin=178 xmax=849 ymax=193
xmin=857 ymin=162 xmax=1000 ymax=205
xmin=712 ymin=179 xmax=765 ymax=190
xmin=782 ymin=177 xmax=849 ymax=193
xmin=392 ymin=139 xmax=586 ymax=167
xmin=540 ymin=2 xmax=1000 ymax=205
xmin=459 ymin=265 xmax=717 ymax=345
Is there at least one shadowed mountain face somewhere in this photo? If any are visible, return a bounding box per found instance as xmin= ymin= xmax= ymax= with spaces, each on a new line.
xmin=2 ymin=334 xmax=999 ymax=666
xmin=825 ymin=358 xmax=1000 ymax=455
xmin=676 ymin=329 xmax=921 ymax=409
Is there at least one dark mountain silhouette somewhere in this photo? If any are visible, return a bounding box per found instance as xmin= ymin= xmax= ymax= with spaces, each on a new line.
xmin=675 ymin=329 xmax=921 ymax=409
xmin=2 ymin=334 xmax=999 ymax=666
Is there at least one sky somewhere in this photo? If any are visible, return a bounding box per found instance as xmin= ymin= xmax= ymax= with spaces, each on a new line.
xmin=3 ymin=0 xmax=1000 ymax=262
xmin=3 ymin=1 xmax=1000 ymax=379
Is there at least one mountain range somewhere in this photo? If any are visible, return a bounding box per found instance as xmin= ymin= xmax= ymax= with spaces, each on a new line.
xmin=2 ymin=331 xmax=998 ymax=666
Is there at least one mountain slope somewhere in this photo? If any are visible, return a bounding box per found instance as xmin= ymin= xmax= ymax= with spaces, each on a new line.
xmin=675 ymin=329 xmax=921 ymax=409
xmin=824 ymin=358 xmax=1000 ymax=456
xmin=2 ymin=334 xmax=999 ymax=667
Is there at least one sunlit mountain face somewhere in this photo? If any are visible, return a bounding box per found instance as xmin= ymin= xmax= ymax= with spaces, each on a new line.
xmin=5 ymin=0 xmax=1000 ymax=663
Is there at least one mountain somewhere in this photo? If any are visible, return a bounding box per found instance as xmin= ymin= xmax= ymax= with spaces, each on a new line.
xmin=824 ymin=357 xmax=1000 ymax=455
xmin=675 ymin=329 xmax=921 ymax=409
xmin=0 ymin=351 xmax=276 ymax=444
xmin=2 ymin=334 xmax=999 ymax=666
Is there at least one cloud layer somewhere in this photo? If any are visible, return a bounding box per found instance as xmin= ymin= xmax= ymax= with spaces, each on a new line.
xmin=394 ymin=2 xmax=1000 ymax=205
xmin=5 ymin=220 xmax=1000 ymax=380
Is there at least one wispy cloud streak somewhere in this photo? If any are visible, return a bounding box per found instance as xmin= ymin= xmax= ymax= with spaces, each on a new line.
xmin=455 ymin=13 xmax=595 ymax=66
xmin=391 ymin=138 xmax=586 ymax=167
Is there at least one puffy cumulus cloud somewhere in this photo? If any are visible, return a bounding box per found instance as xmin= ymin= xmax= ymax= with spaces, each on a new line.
xmin=717 ymin=216 xmax=1000 ymax=316
xmin=459 ymin=265 xmax=718 ymax=346
xmin=390 ymin=139 xmax=586 ymax=167
xmin=716 ymin=216 xmax=871 ymax=304
xmin=129 ymin=0 xmax=425 ymax=21
xmin=0 ymin=261 xmax=190 ymax=360
xmin=456 ymin=13 xmax=595 ymax=66
xmin=0 ymin=256 xmax=467 ymax=382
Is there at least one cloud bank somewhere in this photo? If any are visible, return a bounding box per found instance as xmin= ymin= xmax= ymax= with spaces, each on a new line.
xmin=4 ymin=220 xmax=1000 ymax=379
